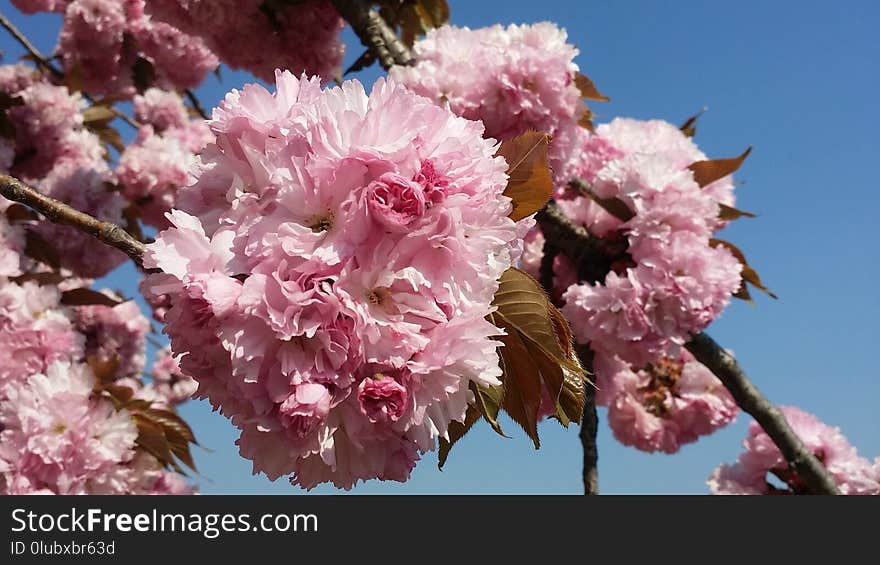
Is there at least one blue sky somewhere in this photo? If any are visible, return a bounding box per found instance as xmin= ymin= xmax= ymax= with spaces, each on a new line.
xmin=1 ymin=0 xmax=878 ymax=494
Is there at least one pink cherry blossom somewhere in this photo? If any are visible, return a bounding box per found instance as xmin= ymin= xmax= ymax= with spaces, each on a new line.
xmin=709 ymin=406 xmax=880 ymax=495
xmin=144 ymin=72 xmax=518 ymax=489
xmin=145 ymin=0 xmax=344 ymax=83
xmin=73 ymin=299 xmax=151 ymax=378
xmin=151 ymin=346 xmax=197 ymax=405
xmin=358 ymin=372 xmax=408 ymax=424
xmin=391 ymin=22 xmax=588 ymax=140
xmin=594 ymin=351 xmax=738 ymax=453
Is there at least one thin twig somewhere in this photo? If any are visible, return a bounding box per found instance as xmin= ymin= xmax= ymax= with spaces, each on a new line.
xmin=0 ymin=174 xmax=145 ymax=266
xmin=331 ymin=0 xmax=414 ymax=70
xmin=575 ymin=343 xmax=599 ymax=495
xmin=0 ymin=11 xmax=140 ymax=130
xmin=184 ymin=88 xmax=209 ymax=120
xmin=685 ymin=333 xmax=840 ymax=495
xmin=0 ymin=11 xmax=63 ymax=78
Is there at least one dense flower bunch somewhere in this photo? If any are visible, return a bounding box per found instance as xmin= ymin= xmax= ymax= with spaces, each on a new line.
xmin=117 ymin=88 xmax=213 ymax=228
xmin=710 ymin=407 xmax=880 ymax=495
xmin=391 ymin=22 xmax=587 ymax=141
xmin=0 ymin=66 xmax=127 ymax=277
xmin=144 ymin=0 xmax=345 ymax=83
xmin=521 ymin=118 xmax=743 ymax=450
xmin=0 ymin=279 xmax=193 ymax=494
xmin=525 ymin=118 xmax=743 ymax=366
xmin=593 ymin=350 xmax=737 ymax=453
xmin=150 ymin=346 xmax=197 ymax=406
xmin=12 ymin=0 xmax=218 ymax=97
xmin=143 ymin=71 xmax=521 ymax=489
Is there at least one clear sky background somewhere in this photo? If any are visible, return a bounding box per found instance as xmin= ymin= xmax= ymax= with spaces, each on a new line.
xmin=1 ymin=0 xmax=877 ymax=494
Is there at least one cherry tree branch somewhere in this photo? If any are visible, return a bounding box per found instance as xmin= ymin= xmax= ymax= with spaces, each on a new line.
xmin=184 ymin=88 xmax=209 ymax=120
xmin=538 ymin=194 xmax=841 ymax=495
xmin=535 ymin=200 xmax=627 ymax=284
xmin=0 ymin=174 xmax=146 ymax=266
xmin=0 ymin=10 xmax=140 ymax=130
xmin=540 ymin=238 xmax=600 ymax=495
xmin=685 ymin=333 xmax=840 ymax=495
xmin=0 ymin=11 xmax=63 ymax=79
xmin=331 ymin=0 xmax=414 ymax=70
xmin=575 ymin=343 xmax=599 ymax=495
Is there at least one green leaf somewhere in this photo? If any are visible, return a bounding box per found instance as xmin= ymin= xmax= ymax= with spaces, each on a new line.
xmin=129 ymin=405 xmax=199 ymax=474
xmin=489 ymin=268 xmax=587 ymax=446
xmin=88 ymin=123 xmax=125 ymax=154
xmin=415 ymin=0 xmax=450 ymax=27
xmin=343 ymin=49 xmax=376 ymax=76
xmin=571 ymin=180 xmax=634 ymax=222
xmin=718 ymin=203 xmax=757 ymax=221
xmin=437 ymin=405 xmax=481 ymax=469
xmin=470 ymin=381 xmax=505 ymax=436
xmin=61 ymin=288 xmax=122 ymax=307
xmin=87 ymin=354 xmax=120 ymax=385
xmin=24 ymin=230 xmax=60 ymax=270
xmin=679 ymin=107 xmax=707 ymax=138
xmin=82 ymin=104 xmax=116 ymax=125
xmin=574 ymin=72 xmax=609 ymax=102
xmin=688 ymin=146 xmax=752 ymax=188
xmin=710 ymin=238 xmax=777 ymax=300
xmin=498 ymin=131 xmax=553 ymax=221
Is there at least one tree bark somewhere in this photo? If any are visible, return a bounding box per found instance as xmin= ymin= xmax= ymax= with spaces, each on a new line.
xmin=0 ymin=174 xmax=146 ymax=266
xmin=331 ymin=0 xmax=414 ymax=70
xmin=686 ymin=332 xmax=840 ymax=494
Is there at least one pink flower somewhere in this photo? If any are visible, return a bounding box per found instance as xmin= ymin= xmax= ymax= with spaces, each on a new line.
xmin=151 ymin=346 xmax=197 ymax=405
xmin=145 ymin=72 xmax=517 ymax=489
xmin=366 ymin=173 xmax=428 ymax=231
xmin=48 ymin=0 xmax=218 ymax=97
xmin=73 ymin=300 xmax=150 ymax=378
xmin=710 ymin=407 xmax=880 ymax=495
xmin=0 ymin=361 xmax=138 ymax=494
xmin=145 ymin=0 xmax=344 ymax=83
xmin=358 ymin=372 xmax=408 ymax=424
xmin=542 ymin=117 xmax=744 ymax=364
xmin=133 ymin=88 xmax=189 ymax=132
xmin=594 ymin=351 xmax=738 ymax=453
xmin=279 ymin=383 xmax=331 ymax=438
xmin=391 ymin=22 xmax=587 ymax=140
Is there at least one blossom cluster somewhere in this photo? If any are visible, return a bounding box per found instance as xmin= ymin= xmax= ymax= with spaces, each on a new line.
xmin=117 ymin=88 xmax=213 ymax=228
xmin=0 ymin=279 xmax=192 ymax=494
xmin=144 ymin=0 xmax=345 ymax=84
xmin=593 ymin=350 xmax=737 ymax=453
xmin=143 ymin=71 xmax=520 ymax=489
xmin=709 ymin=407 xmax=880 ymax=495
xmin=555 ymin=119 xmax=741 ymax=366
xmin=12 ymin=0 xmax=218 ymax=97
xmin=391 ymin=22 xmax=587 ymax=141
xmin=521 ymin=118 xmax=743 ymax=451
xmin=0 ymin=66 xmax=126 ymax=277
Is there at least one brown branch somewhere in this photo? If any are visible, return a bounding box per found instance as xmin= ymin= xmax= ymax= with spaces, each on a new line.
xmin=574 ymin=343 xmax=599 ymax=495
xmin=539 ymin=239 xmax=558 ymax=295
xmin=331 ymin=0 xmax=414 ymax=70
xmin=0 ymin=11 xmax=63 ymax=78
xmin=685 ymin=333 xmax=840 ymax=495
xmin=535 ymin=200 xmax=627 ymax=284
xmin=0 ymin=174 xmax=145 ymax=266
xmin=184 ymin=88 xmax=209 ymax=120
xmin=538 ymin=238 xmax=599 ymax=495
xmin=0 ymin=10 xmax=140 ymax=130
